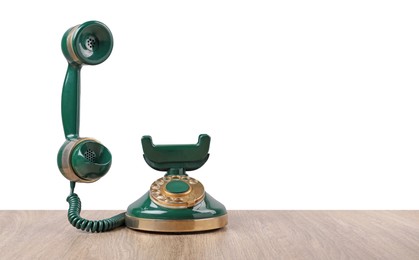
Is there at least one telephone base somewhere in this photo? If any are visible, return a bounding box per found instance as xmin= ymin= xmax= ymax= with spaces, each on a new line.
xmin=125 ymin=192 xmax=228 ymax=232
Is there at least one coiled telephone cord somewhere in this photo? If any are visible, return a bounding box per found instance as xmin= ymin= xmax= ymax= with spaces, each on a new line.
xmin=66 ymin=181 xmax=125 ymax=232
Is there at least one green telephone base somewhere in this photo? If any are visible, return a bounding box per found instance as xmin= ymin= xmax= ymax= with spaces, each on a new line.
xmin=123 ymin=134 xmax=228 ymax=232
xmin=125 ymin=191 xmax=227 ymax=232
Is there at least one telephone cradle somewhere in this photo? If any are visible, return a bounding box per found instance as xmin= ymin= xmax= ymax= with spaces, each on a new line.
xmin=57 ymin=21 xmax=227 ymax=233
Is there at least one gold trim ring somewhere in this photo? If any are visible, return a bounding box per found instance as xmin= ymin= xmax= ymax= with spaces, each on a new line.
xmin=125 ymin=214 xmax=228 ymax=232
xmin=66 ymin=25 xmax=82 ymax=64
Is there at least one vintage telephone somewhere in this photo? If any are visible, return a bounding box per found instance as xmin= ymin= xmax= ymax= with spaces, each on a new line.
xmin=57 ymin=21 xmax=228 ymax=233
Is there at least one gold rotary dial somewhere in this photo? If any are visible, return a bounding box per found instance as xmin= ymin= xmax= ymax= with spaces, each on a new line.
xmin=149 ymin=175 xmax=205 ymax=209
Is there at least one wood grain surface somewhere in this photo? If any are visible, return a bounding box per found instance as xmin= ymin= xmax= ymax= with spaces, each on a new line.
xmin=1 ymin=211 xmax=419 ymax=259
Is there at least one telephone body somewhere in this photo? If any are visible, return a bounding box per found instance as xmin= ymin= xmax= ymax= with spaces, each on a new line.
xmin=57 ymin=21 xmax=228 ymax=233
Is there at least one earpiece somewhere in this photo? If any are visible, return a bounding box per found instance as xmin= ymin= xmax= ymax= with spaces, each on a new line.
xmin=61 ymin=20 xmax=113 ymax=65
xmin=58 ymin=21 xmax=113 ymax=183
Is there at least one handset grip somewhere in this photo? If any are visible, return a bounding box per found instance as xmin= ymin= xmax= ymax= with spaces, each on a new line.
xmin=62 ymin=63 xmax=81 ymax=140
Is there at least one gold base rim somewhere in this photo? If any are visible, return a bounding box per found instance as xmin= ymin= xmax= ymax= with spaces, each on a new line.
xmin=125 ymin=214 xmax=228 ymax=233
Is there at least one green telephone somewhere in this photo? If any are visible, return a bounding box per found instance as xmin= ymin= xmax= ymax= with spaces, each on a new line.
xmin=57 ymin=21 xmax=228 ymax=233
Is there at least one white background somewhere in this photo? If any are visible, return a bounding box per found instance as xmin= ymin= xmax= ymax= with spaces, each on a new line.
xmin=0 ymin=0 xmax=418 ymax=210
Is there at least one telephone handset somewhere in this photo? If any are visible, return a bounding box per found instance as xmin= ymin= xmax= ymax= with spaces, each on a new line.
xmin=57 ymin=21 xmax=228 ymax=233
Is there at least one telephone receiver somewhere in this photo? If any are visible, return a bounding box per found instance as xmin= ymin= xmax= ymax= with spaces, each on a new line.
xmin=57 ymin=21 xmax=227 ymax=233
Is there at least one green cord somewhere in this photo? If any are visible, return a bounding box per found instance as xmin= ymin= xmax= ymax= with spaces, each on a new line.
xmin=66 ymin=182 xmax=125 ymax=233
xmin=70 ymin=181 xmax=76 ymax=194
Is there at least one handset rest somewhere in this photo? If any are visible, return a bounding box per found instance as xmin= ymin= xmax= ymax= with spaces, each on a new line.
xmin=141 ymin=134 xmax=211 ymax=172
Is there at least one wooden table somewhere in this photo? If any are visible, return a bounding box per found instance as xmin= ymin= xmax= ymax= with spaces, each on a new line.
xmin=1 ymin=211 xmax=419 ymax=259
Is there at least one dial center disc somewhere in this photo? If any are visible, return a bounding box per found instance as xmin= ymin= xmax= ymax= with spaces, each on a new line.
xmin=165 ymin=180 xmax=190 ymax=194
